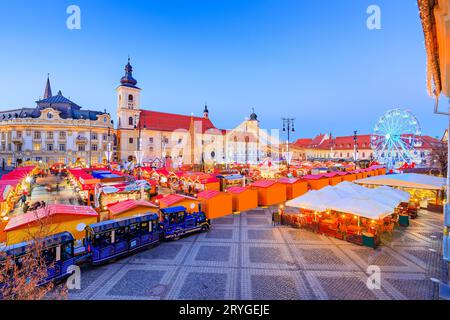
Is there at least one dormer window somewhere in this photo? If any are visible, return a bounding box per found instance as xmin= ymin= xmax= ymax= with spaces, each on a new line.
xmin=47 ymin=113 xmax=53 ymax=119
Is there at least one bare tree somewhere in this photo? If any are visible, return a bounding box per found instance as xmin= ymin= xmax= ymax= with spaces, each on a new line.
xmin=429 ymin=141 xmax=448 ymax=177
xmin=0 ymin=208 xmax=68 ymax=300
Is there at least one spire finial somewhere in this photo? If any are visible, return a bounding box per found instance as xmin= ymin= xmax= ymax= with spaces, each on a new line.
xmin=43 ymin=74 xmax=52 ymax=99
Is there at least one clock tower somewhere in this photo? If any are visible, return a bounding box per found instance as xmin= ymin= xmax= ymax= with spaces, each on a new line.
xmin=116 ymin=58 xmax=141 ymax=130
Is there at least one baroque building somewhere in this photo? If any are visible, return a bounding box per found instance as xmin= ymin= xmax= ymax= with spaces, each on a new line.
xmin=116 ymin=59 xmax=264 ymax=168
xmin=0 ymin=76 xmax=115 ymax=167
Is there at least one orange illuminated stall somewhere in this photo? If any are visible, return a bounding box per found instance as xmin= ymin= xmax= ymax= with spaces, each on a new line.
xmin=278 ymin=177 xmax=308 ymax=200
xmin=378 ymin=167 xmax=387 ymax=175
xmin=323 ymin=172 xmax=343 ymax=186
xmin=342 ymin=172 xmax=356 ymax=182
xmin=197 ymin=190 xmax=233 ymax=219
xmin=354 ymin=170 xmax=363 ymax=180
xmin=3 ymin=204 xmax=99 ymax=245
xmin=251 ymin=180 xmax=287 ymax=206
xmin=157 ymin=194 xmax=200 ymax=213
xmin=304 ymin=174 xmax=330 ymax=190
xmin=106 ymin=199 xmax=159 ymax=221
xmin=227 ymin=186 xmax=258 ymax=212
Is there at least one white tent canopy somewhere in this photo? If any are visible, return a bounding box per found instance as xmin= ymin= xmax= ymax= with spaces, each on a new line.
xmin=354 ymin=173 xmax=445 ymax=190
xmin=328 ymin=196 xmax=394 ymax=220
xmin=286 ymin=182 xmax=411 ymax=220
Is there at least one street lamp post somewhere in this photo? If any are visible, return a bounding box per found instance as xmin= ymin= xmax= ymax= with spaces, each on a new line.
xmin=134 ymin=115 xmax=146 ymax=180
xmin=353 ymin=130 xmax=358 ymax=164
xmin=282 ymin=118 xmax=295 ymax=172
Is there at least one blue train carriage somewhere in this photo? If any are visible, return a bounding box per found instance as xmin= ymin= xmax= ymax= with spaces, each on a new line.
xmin=0 ymin=232 xmax=77 ymax=285
xmin=159 ymin=205 xmax=210 ymax=240
xmin=85 ymin=213 xmax=160 ymax=265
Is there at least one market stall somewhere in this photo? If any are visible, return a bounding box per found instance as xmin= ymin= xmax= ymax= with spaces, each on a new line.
xmin=251 ymin=180 xmax=286 ymax=206
xmin=323 ymin=172 xmax=343 ymax=186
xmin=303 ymin=174 xmax=330 ymax=190
xmin=354 ymin=173 xmax=446 ymax=212
xmin=3 ymin=204 xmax=98 ymax=245
xmin=342 ymin=172 xmax=357 ymax=182
xmin=106 ymin=199 xmax=159 ymax=221
xmin=278 ymin=177 xmax=308 ymax=200
xmin=216 ymin=173 xmax=245 ymax=191
xmin=95 ymin=180 xmax=155 ymax=211
xmin=285 ymin=184 xmax=409 ymax=248
xmin=157 ymin=194 xmax=200 ymax=213
xmin=226 ymin=186 xmax=258 ymax=213
xmin=197 ymin=190 xmax=233 ymax=219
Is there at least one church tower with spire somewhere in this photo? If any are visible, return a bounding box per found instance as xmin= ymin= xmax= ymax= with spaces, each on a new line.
xmin=116 ymin=57 xmax=142 ymax=130
xmin=44 ymin=74 xmax=52 ymax=99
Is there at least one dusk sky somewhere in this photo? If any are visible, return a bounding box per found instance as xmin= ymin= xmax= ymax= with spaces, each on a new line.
xmin=0 ymin=0 xmax=446 ymax=140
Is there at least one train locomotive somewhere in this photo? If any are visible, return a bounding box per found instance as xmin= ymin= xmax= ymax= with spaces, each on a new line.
xmin=0 ymin=205 xmax=210 ymax=285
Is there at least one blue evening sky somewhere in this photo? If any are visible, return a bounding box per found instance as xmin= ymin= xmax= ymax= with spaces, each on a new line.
xmin=0 ymin=0 xmax=446 ymax=139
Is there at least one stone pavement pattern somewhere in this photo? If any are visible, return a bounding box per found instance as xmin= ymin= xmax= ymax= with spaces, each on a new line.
xmin=68 ymin=207 xmax=447 ymax=300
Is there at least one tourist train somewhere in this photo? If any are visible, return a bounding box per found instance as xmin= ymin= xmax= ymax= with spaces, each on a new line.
xmin=0 ymin=205 xmax=210 ymax=284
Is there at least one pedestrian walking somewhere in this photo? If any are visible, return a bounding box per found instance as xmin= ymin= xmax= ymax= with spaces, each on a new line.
xmin=272 ymin=211 xmax=275 ymax=226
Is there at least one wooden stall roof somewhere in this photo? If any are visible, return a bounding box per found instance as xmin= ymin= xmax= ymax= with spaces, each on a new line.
xmin=107 ymin=199 xmax=158 ymax=216
xmin=5 ymin=204 xmax=98 ymax=231
xmin=158 ymin=194 xmax=198 ymax=206
xmin=197 ymin=190 xmax=223 ymax=199
xmin=227 ymin=186 xmax=248 ymax=194
xmin=278 ymin=177 xmax=300 ymax=184
xmin=252 ymin=180 xmax=278 ymax=188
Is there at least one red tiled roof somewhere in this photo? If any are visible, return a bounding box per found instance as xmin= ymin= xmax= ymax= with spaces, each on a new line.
xmin=5 ymin=204 xmax=98 ymax=231
xmin=140 ymin=110 xmax=221 ymax=134
xmin=107 ymin=199 xmax=158 ymax=216
xmin=292 ymin=138 xmax=313 ymax=148
xmin=252 ymin=180 xmax=278 ymax=188
xmin=197 ymin=190 xmax=221 ymax=199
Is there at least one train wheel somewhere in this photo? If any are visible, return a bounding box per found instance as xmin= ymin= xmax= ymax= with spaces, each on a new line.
xmin=201 ymin=225 xmax=210 ymax=232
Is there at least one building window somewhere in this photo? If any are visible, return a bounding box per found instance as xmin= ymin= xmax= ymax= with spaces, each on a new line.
xmin=128 ymin=95 xmax=134 ymax=109
xmin=91 ymin=132 xmax=98 ymax=140
xmin=59 ymin=144 xmax=66 ymax=152
xmin=91 ymin=144 xmax=98 ymax=151
xmin=47 ymin=131 xmax=54 ymax=139
xmin=47 ymin=144 xmax=53 ymax=151
xmin=128 ymin=117 xmax=133 ymax=126
xmin=33 ymin=143 xmax=41 ymax=151
xmin=149 ymin=146 xmax=154 ymax=152
xmin=1 ymin=143 xmax=5 ymax=151
xmin=17 ymin=144 xmax=22 ymax=152
xmin=7 ymin=144 xmax=11 ymax=152
xmin=34 ymin=131 xmax=41 ymax=139
xmin=16 ymin=131 xmax=22 ymax=138
xmin=129 ymin=138 xmax=134 ymax=144
xmin=78 ymin=144 xmax=85 ymax=152
xmin=149 ymin=137 xmax=153 ymax=143
xmin=362 ymin=152 xmax=366 ymax=158
xmin=59 ymin=131 xmax=66 ymax=139
xmin=47 ymin=113 xmax=53 ymax=119
xmin=103 ymin=134 xmax=107 ymax=141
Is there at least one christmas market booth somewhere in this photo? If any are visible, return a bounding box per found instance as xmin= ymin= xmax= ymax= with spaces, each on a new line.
xmin=139 ymin=167 xmax=171 ymax=186
xmin=342 ymin=171 xmax=357 ymax=182
xmin=323 ymin=172 xmax=343 ymax=186
xmin=95 ymin=180 xmax=156 ymax=212
xmin=354 ymin=173 xmax=446 ymax=213
xmin=0 ymin=182 xmax=17 ymax=217
xmin=303 ymin=174 xmax=330 ymax=190
xmin=3 ymin=204 xmax=98 ymax=245
xmin=216 ymin=173 xmax=245 ymax=191
xmin=285 ymin=183 xmax=411 ymax=248
xmin=197 ymin=190 xmax=233 ymax=219
xmin=278 ymin=177 xmax=308 ymax=200
xmin=157 ymin=194 xmax=201 ymax=213
xmin=181 ymin=172 xmax=220 ymax=193
xmin=226 ymin=186 xmax=258 ymax=213
xmin=251 ymin=180 xmax=287 ymax=206
xmin=67 ymin=169 xmax=100 ymax=206
xmin=106 ymin=199 xmax=159 ymax=221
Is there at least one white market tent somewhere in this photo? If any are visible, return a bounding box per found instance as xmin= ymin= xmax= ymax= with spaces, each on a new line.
xmin=286 ymin=190 xmax=336 ymax=212
xmin=286 ymin=182 xmax=411 ymax=220
xmin=354 ymin=173 xmax=445 ymax=190
xmin=328 ymin=196 xmax=394 ymax=220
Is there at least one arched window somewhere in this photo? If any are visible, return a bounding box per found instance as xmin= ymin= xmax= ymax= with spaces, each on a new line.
xmin=128 ymin=95 xmax=134 ymax=109
xmin=128 ymin=117 xmax=133 ymax=126
xmin=128 ymin=94 xmax=133 ymax=101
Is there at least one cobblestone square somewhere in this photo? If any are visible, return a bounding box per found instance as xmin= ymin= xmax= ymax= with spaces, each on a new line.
xmin=68 ymin=207 xmax=447 ymax=300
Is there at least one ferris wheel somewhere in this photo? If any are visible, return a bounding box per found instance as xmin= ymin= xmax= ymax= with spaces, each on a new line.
xmin=371 ymin=109 xmax=421 ymax=168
